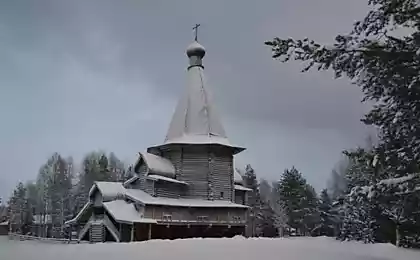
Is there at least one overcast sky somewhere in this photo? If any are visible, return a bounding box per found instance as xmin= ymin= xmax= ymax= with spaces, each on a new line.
xmin=0 ymin=0 xmax=374 ymax=200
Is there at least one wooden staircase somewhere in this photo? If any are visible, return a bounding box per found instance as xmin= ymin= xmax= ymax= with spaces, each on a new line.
xmin=89 ymin=221 xmax=105 ymax=243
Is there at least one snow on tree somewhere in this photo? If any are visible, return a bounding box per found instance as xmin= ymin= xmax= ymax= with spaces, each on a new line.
xmin=269 ymin=196 xmax=288 ymax=237
xmin=242 ymin=164 xmax=261 ymax=236
xmin=265 ymin=0 xmax=420 ymax=247
xmin=276 ymin=167 xmax=318 ymax=236
xmin=317 ymin=189 xmax=336 ymax=237
xmin=7 ymin=182 xmax=31 ymax=234
xmin=259 ymin=179 xmax=272 ymax=203
xmin=109 ymin=152 xmax=126 ymax=182
xmin=351 ymin=172 xmax=420 ymax=247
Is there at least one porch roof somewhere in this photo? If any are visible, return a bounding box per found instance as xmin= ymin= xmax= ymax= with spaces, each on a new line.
xmin=65 ymin=202 xmax=91 ymax=225
xmin=234 ymin=184 xmax=252 ymax=192
xmin=103 ymin=200 xmax=157 ymax=224
xmin=147 ymin=174 xmax=188 ymax=185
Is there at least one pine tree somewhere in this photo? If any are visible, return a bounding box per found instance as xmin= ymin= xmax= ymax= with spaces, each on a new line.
xmin=242 ymin=164 xmax=261 ymax=236
xmin=258 ymin=179 xmax=285 ymax=237
xmin=8 ymin=182 xmax=31 ymax=234
xmin=265 ymin=1 xmax=420 ymax=246
xmin=318 ymin=189 xmax=335 ymax=237
xmin=109 ymin=152 xmax=125 ymax=182
xmin=277 ymin=167 xmax=317 ymax=236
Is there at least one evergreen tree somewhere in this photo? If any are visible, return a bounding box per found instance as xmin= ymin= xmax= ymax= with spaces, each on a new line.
xmin=258 ymin=179 xmax=284 ymax=237
xmin=277 ymin=167 xmax=318 ymax=236
xmin=318 ymin=189 xmax=335 ymax=237
xmin=109 ymin=152 xmax=125 ymax=182
xmin=265 ymin=0 xmax=420 ymax=247
xmin=242 ymin=164 xmax=261 ymax=236
xmin=8 ymin=182 xmax=31 ymax=234
xmin=301 ymin=184 xmax=320 ymax=235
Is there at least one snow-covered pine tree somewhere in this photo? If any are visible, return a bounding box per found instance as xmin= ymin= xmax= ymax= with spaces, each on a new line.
xmin=265 ymin=1 xmax=420 ymax=167
xmin=318 ymin=189 xmax=335 ymax=237
xmin=277 ymin=167 xmax=317 ymax=236
xmin=109 ymin=152 xmax=125 ymax=182
xmin=43 ymin=153 xmax=73 ymax=238
xmin=270 ymin=196 xmax=288 ymax=237
xmin=242 ymin=164 xmax=261 ymax=237
xmin=302 ymin=184 xmax=320 ymax=236
xmin=7 ymin=182 xmax=30 ymax=234
xmin=338 ymin=149 xmax=378 ymax=243
xmin=257 ymin=179 xmax=284 ymax=237
xmin=24 ymin=181 xmax=38 ymax=235
xmin=266 ymin=1 xmax=420 ymax=247
xmin=98 ymin=153 xmax=111 ymax=181
xmin=259 ymin=179 xmax=272 ymax=203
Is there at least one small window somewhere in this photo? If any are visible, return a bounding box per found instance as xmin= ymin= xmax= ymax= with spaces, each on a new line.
xmin=232 ymin=216 xmax=241 ymax=222
xmin=220 ymin=192 xmax=224 ymax=199
xmin=162 ymin=214 xmax=172 ymax=222
xmin=197 ymin=216 xmax=209 ymax=222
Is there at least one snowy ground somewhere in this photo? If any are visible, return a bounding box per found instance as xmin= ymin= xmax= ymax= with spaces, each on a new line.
xmin=1 ymin=236 xmax=419 ymax=260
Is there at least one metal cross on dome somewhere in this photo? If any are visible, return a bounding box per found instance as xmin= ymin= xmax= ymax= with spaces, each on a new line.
xmin=193 ymin=23 xmax=201 ymax=41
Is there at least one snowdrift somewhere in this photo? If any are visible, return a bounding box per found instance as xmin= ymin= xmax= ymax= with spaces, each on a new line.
xmin=2 ymin=236 xmax=419 ymax=260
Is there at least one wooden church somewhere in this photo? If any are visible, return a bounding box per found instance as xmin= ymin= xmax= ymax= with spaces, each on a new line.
xmin=66 ymin=36 xmax=251 ymax=243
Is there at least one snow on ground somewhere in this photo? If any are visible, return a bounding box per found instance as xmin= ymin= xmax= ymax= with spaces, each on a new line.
xmin=1 ymin=236 xmax=419 ymax=260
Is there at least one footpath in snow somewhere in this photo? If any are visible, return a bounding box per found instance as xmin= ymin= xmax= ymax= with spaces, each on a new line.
xmin=1 ymin=236 xmax=419 ymax=260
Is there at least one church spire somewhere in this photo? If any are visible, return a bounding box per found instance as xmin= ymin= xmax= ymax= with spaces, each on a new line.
xmin=149 ymin=29 xmax=245 ymax=155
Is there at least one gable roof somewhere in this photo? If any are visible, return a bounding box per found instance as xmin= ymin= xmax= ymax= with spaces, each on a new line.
xmin=89 ymin=181 xmax=126 ymax=201
xmin=134 ymin=152 xmax=176 ymax=178
xmin=103 ymin=200 xmax=156 ymax=224
xmin=234 ymin=168 xmax=244 ymax=185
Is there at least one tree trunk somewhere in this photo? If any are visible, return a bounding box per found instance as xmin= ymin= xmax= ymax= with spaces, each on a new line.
xmin=395 ymin=224 xmax=401 ymax=247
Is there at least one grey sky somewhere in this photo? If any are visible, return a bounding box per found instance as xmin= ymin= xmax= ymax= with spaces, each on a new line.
xmin=0 ymin=0 xmax=373 ymax=199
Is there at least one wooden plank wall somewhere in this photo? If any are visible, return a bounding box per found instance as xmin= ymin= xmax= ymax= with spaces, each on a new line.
xmin=144 ymin=205 xmax=247 ymax=223
xmin=160 ymin=145 xmax=235 ymax=201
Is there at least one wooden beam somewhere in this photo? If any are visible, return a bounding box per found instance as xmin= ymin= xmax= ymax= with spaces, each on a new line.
xmin=130 ymin=224 xmax=135 ymax=242
xmin=148 ymin=224 xmax=152 ymax=240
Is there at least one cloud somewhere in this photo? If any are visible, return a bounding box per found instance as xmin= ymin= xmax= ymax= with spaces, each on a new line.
xmin=0 ymin=0 xmax=373 ymax=199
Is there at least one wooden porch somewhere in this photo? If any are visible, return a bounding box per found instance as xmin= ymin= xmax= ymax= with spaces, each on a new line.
xmin=123 ymin=223 xmax=246 ymax=242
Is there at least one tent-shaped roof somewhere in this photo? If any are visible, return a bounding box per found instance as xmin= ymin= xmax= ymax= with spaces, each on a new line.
xmin=150 ymin=41 xmax=245 ymax=155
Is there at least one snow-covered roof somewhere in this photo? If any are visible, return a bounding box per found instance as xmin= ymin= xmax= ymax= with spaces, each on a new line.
xmin=234 ymin=184 xmax=252 ymax=192
xmin=103 ymin=200 xmax=157 ymax=224
xmin=147 ymin=174 xmax=188 ymax=185
xmin=0 ymin=206 xmax=7 ymax=217
xmin=149 ymin=41 xmax=245 ymax=155
xmin=89 ymin=181 xmax=126 ymax=201
xmin=126 ymin=188 xmax=248 ymax=208
xmin=65 ymin=202 xmax=92 ymax=225
xmin=123 ymin=175 xmax=139 ymax=187
xmin=135 ymin=152 xmax=176 ymax=178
